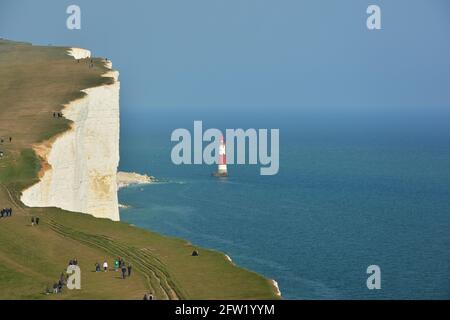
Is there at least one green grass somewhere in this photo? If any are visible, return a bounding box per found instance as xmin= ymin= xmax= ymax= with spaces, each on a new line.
xmin=0 ymin=39 xmax=279 ymax=300
xmin=0 ymin=149 xmax=40 ymax=185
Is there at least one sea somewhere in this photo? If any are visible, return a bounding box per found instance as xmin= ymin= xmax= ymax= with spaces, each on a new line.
xmin=118 ymin=108 xmax=450 ymax=299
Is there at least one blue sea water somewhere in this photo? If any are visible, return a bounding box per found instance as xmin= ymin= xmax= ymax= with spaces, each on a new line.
xmin=118 ymin=108 xmax=450 ymax=299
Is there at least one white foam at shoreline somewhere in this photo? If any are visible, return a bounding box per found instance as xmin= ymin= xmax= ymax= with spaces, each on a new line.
xmin=271 ymin=280 xmax=282 ymax=297
xmin=117 ymin=171 xmax=156 ymax=189
xmin=225 ymin=254 xmax=234 ymax=265
xmin=225 ymin=254 xmax=281 ymax=297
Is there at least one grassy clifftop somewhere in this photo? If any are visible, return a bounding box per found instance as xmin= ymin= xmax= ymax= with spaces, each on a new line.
xmin=0 ymin=39 xmax=279 ymax=299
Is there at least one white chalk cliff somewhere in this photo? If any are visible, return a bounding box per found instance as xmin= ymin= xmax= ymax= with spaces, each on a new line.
xmin=21 ymin=48 xmax=121 ymax=221
xmin=67 ymin=47 xmax=92 ymax=60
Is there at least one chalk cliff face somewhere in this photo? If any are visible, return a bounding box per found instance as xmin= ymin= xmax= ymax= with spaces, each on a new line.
xmin=21 ymin=48 xmax=120 ymax=221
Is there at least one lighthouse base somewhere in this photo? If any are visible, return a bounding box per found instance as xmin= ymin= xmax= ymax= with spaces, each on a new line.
xmin=213 ymin=171 xmax=228 ymax=177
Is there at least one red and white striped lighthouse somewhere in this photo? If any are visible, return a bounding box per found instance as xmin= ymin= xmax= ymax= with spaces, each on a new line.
xmin=217 ymin=135 xmax=228 ymax=176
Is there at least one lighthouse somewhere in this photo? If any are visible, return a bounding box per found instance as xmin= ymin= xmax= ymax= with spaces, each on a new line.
xmin=215 ymin=135 xmax=228 ymax=177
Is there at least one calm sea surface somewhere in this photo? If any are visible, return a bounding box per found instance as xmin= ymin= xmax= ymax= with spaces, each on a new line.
xmin=119 ymin=109 xmax=450 ymax=299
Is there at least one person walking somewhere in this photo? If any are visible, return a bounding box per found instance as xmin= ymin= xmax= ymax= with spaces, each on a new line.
xmin=57 ymin=279 xmax=64 ymax=293
xmin=53 ymin=283 xmax=58 ymax=294
xmin=35 ymin=217 xmax=39 ymax=225
xmin=59 ymin=273 xmax=66 ymax=286
xmin=121 ymin=264 xmax=127 ymax=279
xmin=127 ymin=263 xmax=132 ymax=277
xmin=31 ymin=216 xmax=35 ymax=226
xmin=103 ymin=260 xmax=108 ymax=272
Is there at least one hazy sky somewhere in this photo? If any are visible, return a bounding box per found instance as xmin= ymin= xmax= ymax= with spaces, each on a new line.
xmin=1 ymin=0 xmax=450 ymax=114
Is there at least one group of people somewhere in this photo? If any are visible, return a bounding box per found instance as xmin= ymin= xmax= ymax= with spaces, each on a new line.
xmin=53 ymin=273 xmax=68 ymax=294
xmin=0 ymin=137 xmax=12 ymax=158
xmin=76 ymin=58 xmax=95 ymax=69
xmin=95 ymin=257 xmax=132 ymax=279
xmin=53 ymin=112 xmax=63 ymax=118
xmin=44 ymin=255 xmax=156 ymax=298
xmin=0 ymin=208 xmax=12 ymax=218
xmin=45 ymin=262 xmax=74 ymax=295
xmin=31 ymin=216 xmax=40 ymax=226
xmin=46 ymin=272 xmax=68 ymax=295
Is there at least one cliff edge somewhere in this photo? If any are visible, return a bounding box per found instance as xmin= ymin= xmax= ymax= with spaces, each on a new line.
xmin=21 ymin=48 xmax=120 ymax=221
